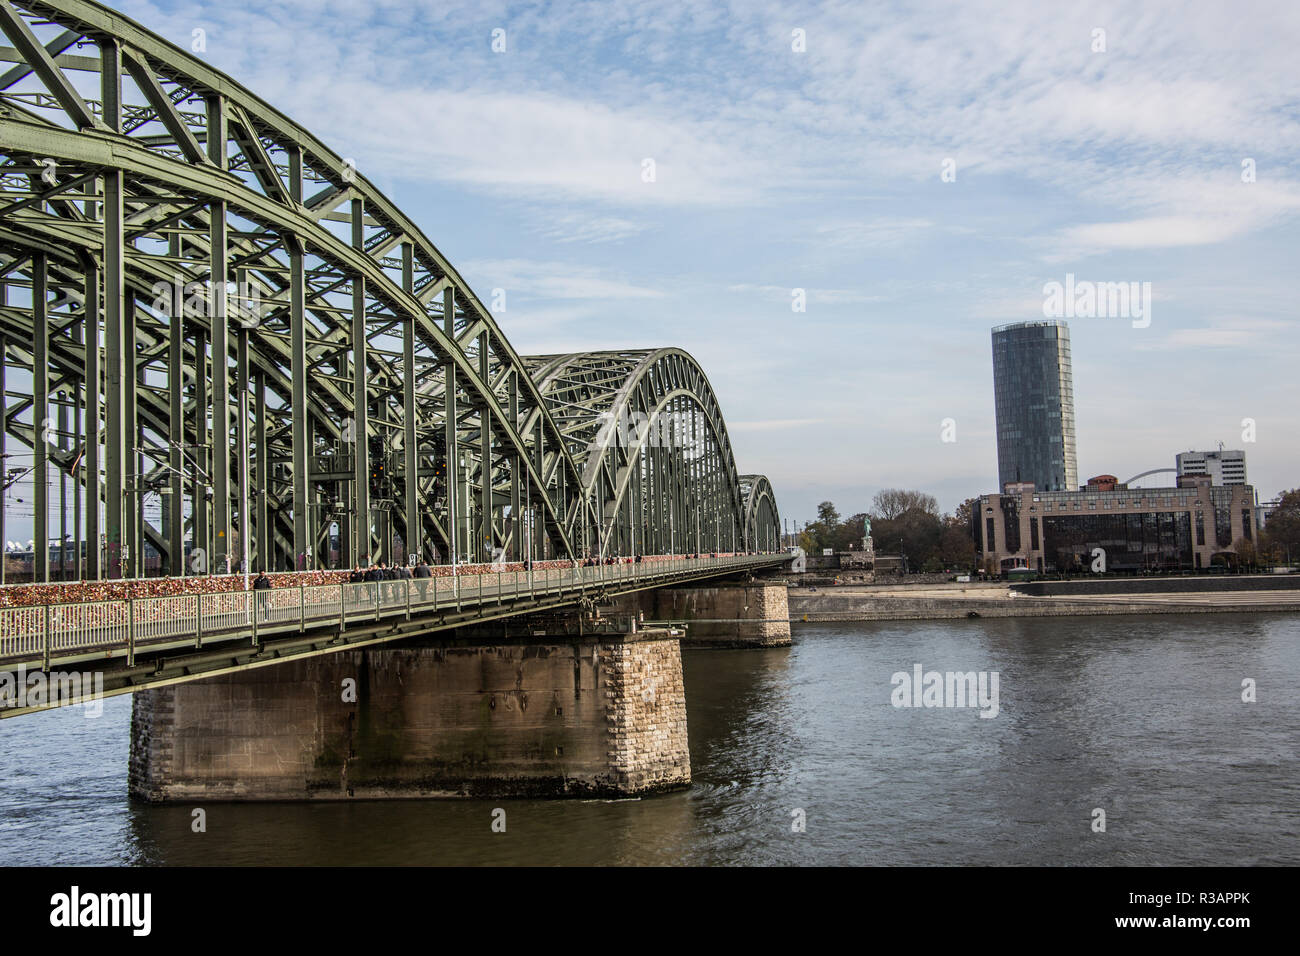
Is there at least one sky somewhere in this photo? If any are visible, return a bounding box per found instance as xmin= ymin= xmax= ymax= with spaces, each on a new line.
xmin=22 ymin=0 xmax=1300 ymax=531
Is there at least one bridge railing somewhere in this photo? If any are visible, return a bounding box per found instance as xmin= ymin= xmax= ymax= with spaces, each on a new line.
xmin=0 ymin=554 xmax=780 ymax=669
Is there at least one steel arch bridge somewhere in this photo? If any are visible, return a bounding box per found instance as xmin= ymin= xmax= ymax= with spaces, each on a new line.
xmin=0 ymin=0 xmax=780 ymax=581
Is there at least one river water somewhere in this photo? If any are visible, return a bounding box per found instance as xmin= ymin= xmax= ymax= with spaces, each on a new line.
xmin=2 ymin=614 xmax=1297 ymax=866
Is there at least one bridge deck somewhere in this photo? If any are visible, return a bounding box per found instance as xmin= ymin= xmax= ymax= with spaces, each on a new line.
xmin=0 ymin=555 xmax=783 ymax=716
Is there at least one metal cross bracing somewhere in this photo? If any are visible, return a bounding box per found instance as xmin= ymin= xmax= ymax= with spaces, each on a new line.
xmin=522 ymin=349 xmax=778 ymax=557
xmin=0 ymin=0 xmax=781 ymax=583
xmin=739 ymin=474 xmax=780 ymax=553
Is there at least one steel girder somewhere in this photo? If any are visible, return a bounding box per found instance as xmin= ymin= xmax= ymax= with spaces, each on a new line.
xmin=0 ymin=0 xmax=779 ymax=581
xmin=521 ymin=349 xmax=780 ymax=556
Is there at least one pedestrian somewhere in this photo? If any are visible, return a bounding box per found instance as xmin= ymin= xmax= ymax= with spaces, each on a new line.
xmin=414 ymin=558 xmax=431 ymax=601
xmin=253 ymin=569 xmax=271 ymax=621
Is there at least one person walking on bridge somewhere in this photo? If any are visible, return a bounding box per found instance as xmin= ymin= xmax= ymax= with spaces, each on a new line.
xmin=253 ymin=569 xmax=272 ymax=621
xmin=414 ymin=558 xmax=431 ymax=602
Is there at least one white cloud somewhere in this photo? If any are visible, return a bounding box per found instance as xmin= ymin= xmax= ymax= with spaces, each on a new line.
xmin=463 ymin=259 xmax=665 ymax=301
xmin=534 ymin=213 xmax=653 ymax=244
xmin=813 ymin=218 xmax=934 ymax=248
xmin=727 ymin=284 xmax=883 ymax=305
xmin=728 ymin=418 xmax=827 ymax=432
xmin=1139 ymin=318 xmax=1295 ymax=351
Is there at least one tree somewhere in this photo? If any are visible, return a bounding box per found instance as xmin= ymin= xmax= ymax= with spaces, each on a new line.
xmin=937 ymin=519 xmax=976 ymax=569
xmin=871 ymin=489 xmax=939 ymax=521
xmin=872 ymin=506 xmax=942 ymax=573
xmin=816 ymin=501 xmax=841 ymax=526
xmin=1256 ymin=529 xmax=1282 ymax=566
xmin=1264 ymin=489 xmax=1300 ymax=564
xmin=951 ymin=497 xmax=977 ymax=530
xmin=831 ymin=512 xmax=868 ymax=552
xmin=803 ymin=503 xmax=837 ymax=553
xmin=801 ymin=493 xmax=979 ymax=571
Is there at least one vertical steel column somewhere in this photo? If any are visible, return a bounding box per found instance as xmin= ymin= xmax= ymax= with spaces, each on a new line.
xmin=661 ymin=435 xmax=670 ymax=554
xmin=712 ymin=443 xmax=720 ymax=551
xmin=206 ymin=94 xmax=227 ymax=168
xmin=83 ymin=266 xmax=100 ymax=578
xmin=478 ymin=330 xmax=490 ymax=561
xmin=254 ymin=369 xmax=269 ymax=570
xmin=401 ymin=242 xmax=417 ymax=565
xmin=236 ymin=321 xmax=250 ymax=576
xmin=286 ymin=146 xmax=308 ymax=569
xmin=100 ymin=37 xmax=121 ymax=132
xmin=531 ymin=418 xmax=543 ymax=561
xmin=58 ymin=392 xmax=66 ymax=579
xmin=0 ymin=335 xmax=6 ymax=585
xmin=165 ymin=268 xmax=183 ymax=573
xmin=633 ymin=444 xmax=642 ymax=557
xmin=193 ymin=327 xmax=208 ymax=570
xmin=210 ymin=197 xmax=230 ymax=572
xmin=508 ymin=373 xmax=520 ymax=560
xmin=99 ymin=39 xmax=121 ymax=578
xmin=72 ymin=326 xmax=82 ymax=578
xmin=33 ymin=254 xmax=48 ymax=582
xmin=690 ymin=406 xmax=698 ymax=552
xmin=123 ymin=295 xmax=139 ymax=577
xmin=103 ymin=170 xmax=127 ymax=579
xmin=680 ymin=401 xmax=689 ymax=551
xmin=648 ymin=435 xmax=658 ymax=554
xmin=350 ymin=198 xmax=368 ymax=565
xmin=442 ymin=287 xmax=457 ymax=566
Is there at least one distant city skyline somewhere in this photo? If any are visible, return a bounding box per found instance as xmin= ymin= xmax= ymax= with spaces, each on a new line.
xmin=4 ymin=0 xmax=1298 ymax=538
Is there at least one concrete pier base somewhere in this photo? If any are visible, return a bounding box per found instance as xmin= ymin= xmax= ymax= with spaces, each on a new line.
xmin=621 ymin=581 xmax=791 ymax=648
xmin=129 ymin=631 xmax=690 ymax=802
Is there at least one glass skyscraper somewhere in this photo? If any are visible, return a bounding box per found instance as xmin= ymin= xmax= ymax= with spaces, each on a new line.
xmin=991 ymin=320 xmax=1077 ymax=493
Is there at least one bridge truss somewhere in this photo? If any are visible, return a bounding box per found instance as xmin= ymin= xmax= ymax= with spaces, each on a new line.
xmin=0 ymin=0 xmax=779 ymax=580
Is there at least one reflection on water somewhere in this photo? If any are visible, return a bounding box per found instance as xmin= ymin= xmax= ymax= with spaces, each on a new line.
xmin=2 ymin=614 xmax=1297 ymax=865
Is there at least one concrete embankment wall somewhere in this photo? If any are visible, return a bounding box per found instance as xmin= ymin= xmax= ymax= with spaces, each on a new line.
xmin=130 ymin=632 xmax=690 ymax=802
xmin=787 ymin=587 xmax=1300 ymax=622
xmin=790 ymin=594 xmax=1163 ymax=621
xmin=1013 ymin=574 xmax=1300 ymax=597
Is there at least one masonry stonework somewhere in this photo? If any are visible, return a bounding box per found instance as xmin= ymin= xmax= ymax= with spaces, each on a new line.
xmin=644 ymin=582 xmax=791 ymax=647
xmin=128 ymin=632 xmax=689 ymax=802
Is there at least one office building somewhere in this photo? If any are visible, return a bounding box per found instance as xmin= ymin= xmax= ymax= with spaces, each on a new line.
xmin=1176 ymin=449 xmax=1247 ymax=486
xmin=991 ymin=320 xmax=1077 ymax=493
xmin=975 ymin=477 xmax=1258 ymax=574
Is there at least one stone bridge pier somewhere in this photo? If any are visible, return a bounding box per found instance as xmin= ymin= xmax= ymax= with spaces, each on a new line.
xmin=129 ymin=630 xmax=690 ymax=803
xmin=606 ymin=580 xmax=792 ymax=648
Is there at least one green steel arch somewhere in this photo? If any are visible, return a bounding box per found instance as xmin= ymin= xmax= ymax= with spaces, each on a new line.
xmin=521 ymin=349 xmax=779 ymax=556
xmin=0 ymin=0 xmax=779 ymax=580
xmin=739 ymin=474 xmax=780 ymax=552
